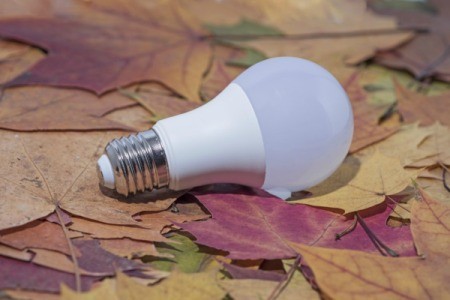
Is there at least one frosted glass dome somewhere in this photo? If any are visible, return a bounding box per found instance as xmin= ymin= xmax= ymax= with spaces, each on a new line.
xmin=233 ymin=57 xmax=353 ymax=192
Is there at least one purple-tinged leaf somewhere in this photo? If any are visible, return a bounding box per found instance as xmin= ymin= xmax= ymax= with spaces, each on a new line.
xmin=180 ymin=186 xmax=415 ymax=260
xmin=0 ymin=256 xmax=98 ymax=293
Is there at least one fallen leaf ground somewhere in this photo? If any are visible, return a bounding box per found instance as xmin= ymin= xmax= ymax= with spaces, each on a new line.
xmin=0 ymin=0 xmax=449 ymax=299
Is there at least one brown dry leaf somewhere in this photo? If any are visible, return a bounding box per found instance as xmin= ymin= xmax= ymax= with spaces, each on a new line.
xmin=0 ymin=130 xmax=175 ymax=231
xmin=121 ymin=83 xmax=200 ymax=122
xmin=137 ymin=210 xmax=209 ymax=231
xmin=241 ymin=33 xmax=412 ymax=83
xmin=350 ymin=99 xmax=400 ymax=153
xmin=68 ymin=217 xmax=168 ymax=243
xmin=0 ymin=0 xmax=212 ymax=102
xmin=0 ymin=221 xmax=79 ymax=255
xmin=412 ymin=189 xmax=450 ymax=260
xmin=417 ymin=169 xmax=450 ymax=206
xmin=0 ymin=244 xmax=104 ymax=276
xmin=98 ymin=238 xmax=170 ymax=259
xmin=296 ymin=152 xmax=417 ymax=213
xmin=0 ymin=244 xmax=33 ymax=261
xmin=291 ymin=189 xmax=450 ymax=299
xmin=371 ymin=0 xmax=450 ymax=82
xmin=407 ymin=123 xmax=450 ymax=168
xmin=0 ymin=40 xmax=44 ymax=84
xmin=293 ymin=244 xmax=448 ymax=299
xmin=394 ymin=80 xmax=450 ymax=126
xmin=0 ymin=86 xmax=136 ymax=131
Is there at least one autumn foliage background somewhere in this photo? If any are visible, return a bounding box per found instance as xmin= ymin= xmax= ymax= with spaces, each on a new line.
xmin=0 ymin=0 xmax=449 ymax=299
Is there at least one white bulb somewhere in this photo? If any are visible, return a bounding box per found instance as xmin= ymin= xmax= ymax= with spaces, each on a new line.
xmin=97 ymin=57 xmax=353 ymax=198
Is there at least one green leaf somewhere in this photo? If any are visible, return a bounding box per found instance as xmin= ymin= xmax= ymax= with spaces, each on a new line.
xmin=147 ymin=232 xmax=213 ymax=273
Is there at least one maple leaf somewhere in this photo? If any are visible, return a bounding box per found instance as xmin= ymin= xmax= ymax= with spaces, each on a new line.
xmin=180 ymin=186 xmax=414 ymax=260
xmin=411 ymin=189 xmax=450 ymax=260
xmin=0 ymin=0 xmax=212 ymax=101
xmin=360 ymin=123 xmax=433 ymax=166
xmin=0 ymin=86 xmax=135 ymax=131
xmin=240 ymin=33 xmax=412 ymax=83
xmin=298 ymin=152 xmax=417 ymax=213
xmin=61 ymin=268 xmax=226 ymax=300
xmin=120 ymin=83 xmax=200 ymax=122
xmin=417 ymin=168 xmax=450 ymax=206
xmin=292 ymin=189 xmax=450 ymax=299
xmin=371 ymin=0 xmax=450 ymax=82
xmin=0 ymin=130 xmax=174 ymax=231
xmin=407 ymin=123 xmax=450 ymax=168
xmin=394 ymin=80 xmax=450 ymax=126
xmin=182 ymin=0 xmax=399 ymax=35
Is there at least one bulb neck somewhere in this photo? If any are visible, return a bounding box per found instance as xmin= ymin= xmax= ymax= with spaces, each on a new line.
xmin=103 ymin=129 xmax=169 ymax=196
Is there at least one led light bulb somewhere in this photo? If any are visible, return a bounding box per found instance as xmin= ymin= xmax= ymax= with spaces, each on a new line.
xmin=97 ymin=57 xmax=353 ymax=198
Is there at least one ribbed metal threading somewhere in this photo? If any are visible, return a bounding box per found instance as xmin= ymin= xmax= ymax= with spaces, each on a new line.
xmin=104 ymin=129 xmax=169 ymax=196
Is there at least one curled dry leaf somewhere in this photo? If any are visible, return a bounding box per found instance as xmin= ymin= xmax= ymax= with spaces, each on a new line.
xmin=0 ymin=0 xmax=212 ymax=101
xmin=0 ymin=86 xmax=135 ymax=131
xmin=371 ymin=0 xmax=450 ymax=82
xmin=0 ymin=130 xmax=175 ymax=231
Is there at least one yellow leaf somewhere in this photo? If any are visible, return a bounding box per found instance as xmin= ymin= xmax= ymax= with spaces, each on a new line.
xmin=296 ymin=152 xmax=417 ymax=213
xmin=62 ymin=269 xmax=226 ymax=300
xmin=292 ymin=243 xmax=447 ymax=300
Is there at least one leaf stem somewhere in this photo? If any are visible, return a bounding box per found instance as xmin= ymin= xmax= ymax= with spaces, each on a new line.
xmin=56 ymin=207 xmax=81 ymax=292
xmin=356 ymin=213 xmax=399 ymax=257
xmin=267 ymin=255 xmax=301 ymax=300
xmin=335 ymin=214 xmax=357 ymax=240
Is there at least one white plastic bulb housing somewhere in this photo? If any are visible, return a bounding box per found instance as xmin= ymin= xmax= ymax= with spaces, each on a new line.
xmin=97 ymin=57 xmax=353 ymax=198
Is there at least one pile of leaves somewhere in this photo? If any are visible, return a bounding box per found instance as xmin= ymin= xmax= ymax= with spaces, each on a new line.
xmin=0 ymin=0 xmax=449 ymax=299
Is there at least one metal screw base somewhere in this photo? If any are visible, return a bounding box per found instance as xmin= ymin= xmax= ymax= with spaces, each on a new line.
xmin=104 ymin=129 xmax=169 ymax=196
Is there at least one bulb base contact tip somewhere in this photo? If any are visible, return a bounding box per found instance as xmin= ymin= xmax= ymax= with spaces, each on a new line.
xmin=97 ymin=129 xmax=170 ymax=196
